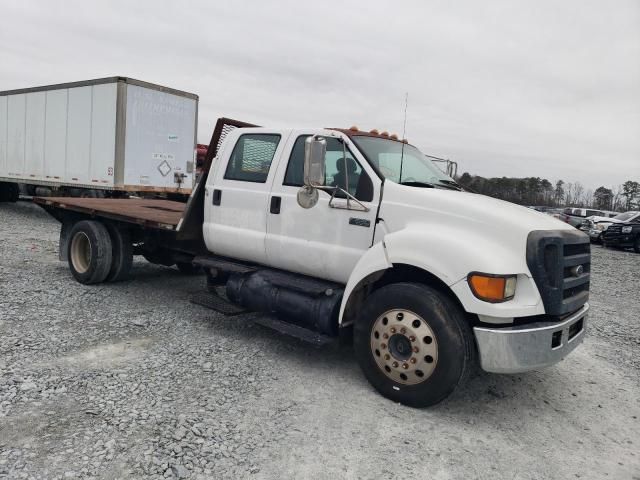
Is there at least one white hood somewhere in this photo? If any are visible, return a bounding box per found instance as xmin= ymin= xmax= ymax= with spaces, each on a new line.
xmin=380 ymin=182 xmax=572 ymax=237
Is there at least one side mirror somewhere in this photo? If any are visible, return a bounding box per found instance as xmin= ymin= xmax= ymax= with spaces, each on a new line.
xmin=304 ymin=136 xmax=326 ymax=187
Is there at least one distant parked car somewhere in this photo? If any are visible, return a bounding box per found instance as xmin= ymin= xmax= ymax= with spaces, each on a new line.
xmin=579 ymin=211 xmax=619 ymax=234
xmin=559 ymin=208 xmax=613 ymax=228
xmin=601 ymin=212 xmax=640 ymax=252
xmin=588 ymin=211 xmax=640 ymax=243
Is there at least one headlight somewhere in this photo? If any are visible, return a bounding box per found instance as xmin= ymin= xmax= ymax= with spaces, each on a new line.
xmin=467 ymin=273 xmax=517 ymax=303
xmin=622 ymin=226 xmax=633 ymax=233
xmin=596 ymin=224 xmax=605 ymax=231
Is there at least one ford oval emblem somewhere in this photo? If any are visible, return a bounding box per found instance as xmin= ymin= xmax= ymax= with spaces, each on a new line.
xmin=570 ymin=265 xmax=584 ymax=277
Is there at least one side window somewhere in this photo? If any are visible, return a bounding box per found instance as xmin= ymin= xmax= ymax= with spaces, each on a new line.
xmin=283 ymin=135 xmax=373 ymax=201
xmin=224 ymin=134 xmax=280 ymax=183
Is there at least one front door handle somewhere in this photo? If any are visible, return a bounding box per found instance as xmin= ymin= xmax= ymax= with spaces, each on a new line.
xmin=212 ymin=189 xmax=222 ymax=206
xmin=270 ymin=196 xmax=281 ymax=214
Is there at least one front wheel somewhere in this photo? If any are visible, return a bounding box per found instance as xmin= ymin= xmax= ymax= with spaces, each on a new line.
xmin=354 ymin=283 xmax=476 ymax=408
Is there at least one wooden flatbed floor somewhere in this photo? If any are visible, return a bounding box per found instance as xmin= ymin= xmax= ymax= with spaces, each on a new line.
xmin=33 ymin=197 xmax=186 ymax=230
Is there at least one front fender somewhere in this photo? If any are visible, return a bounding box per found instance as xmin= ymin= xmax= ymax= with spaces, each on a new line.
xmin=339 ymin=241 xmax=391 ymax=325
xmin=339 ymin=226 xmax=544 ymax=325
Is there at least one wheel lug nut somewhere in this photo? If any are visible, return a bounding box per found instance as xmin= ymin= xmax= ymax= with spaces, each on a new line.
xmin=390 ymin=327 xmax=396 ymax=334
xmin=410 ymin=358 xmax=417 ymax=364
xmin=409 ymin=336 xmax=416 ymax=342
xmin=392 ymin=362 xmax=398 ymax=368
xmin=400 ymin=327 xmax=406 ymax=334
xmin=413 ymin=346 xmax=419 ymax=353
xmin=380 ymin=343 xmax=386 ymax=349
xmin=383 ymin=333 xmax=389 ymax=339
xmin=384 ymin=354 xmax=390 ymax=360
xmin=402 ymin=363 xmax=409 ymax=369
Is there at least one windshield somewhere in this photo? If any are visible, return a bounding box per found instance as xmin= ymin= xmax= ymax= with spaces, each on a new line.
xmin=352 ymin=136 xmax=455 ymax=188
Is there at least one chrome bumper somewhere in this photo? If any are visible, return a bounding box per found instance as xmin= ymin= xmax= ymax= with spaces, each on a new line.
xmin=473 ymin=303 xmax=588 ymax=374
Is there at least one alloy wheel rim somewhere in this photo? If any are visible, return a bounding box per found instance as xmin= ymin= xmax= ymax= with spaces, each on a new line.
xmin=70 ymin=232 xmax=92 ymax=274
xmin=370 ymin=309 xmax=438 ymax=385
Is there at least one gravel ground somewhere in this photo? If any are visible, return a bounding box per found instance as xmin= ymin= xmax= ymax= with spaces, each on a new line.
xmin=0 ymin=201 xmax=639 ymax=480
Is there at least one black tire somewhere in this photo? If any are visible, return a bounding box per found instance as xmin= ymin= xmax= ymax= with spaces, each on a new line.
xmin=105 ymin=225 xmax=133 ymax=282
xmin=67 ymin=220 xmax=113 ymax=285
xmin=354 ymin=283 xmax=476 ymax=408
xmin=0 ymin=182 xmax=19 ymax=202
xmin=176 ymin=262 xmax=201 ymax=274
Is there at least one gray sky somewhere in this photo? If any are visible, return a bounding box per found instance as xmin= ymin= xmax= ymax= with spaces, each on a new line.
xmin=1 ymin=0 xmax=639 ymax=190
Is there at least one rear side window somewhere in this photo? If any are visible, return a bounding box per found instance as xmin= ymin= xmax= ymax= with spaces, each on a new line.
xmin=224 ymin=134 xmax=281 ymax=183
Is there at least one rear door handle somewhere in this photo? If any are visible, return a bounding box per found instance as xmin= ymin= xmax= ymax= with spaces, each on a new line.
xmin=212 ymin=189 xmax=222 ymax=206
xmin=270 ymin=196 xmax=281 ymax=214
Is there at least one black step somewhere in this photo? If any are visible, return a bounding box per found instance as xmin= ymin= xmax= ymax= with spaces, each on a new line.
xmin=253 ymin=315 xmax=335 ymax=346
xmin=193 ymin=256 xmax=256 ymax=274
xmin=190 ymin=292 xmax=247 ymax=316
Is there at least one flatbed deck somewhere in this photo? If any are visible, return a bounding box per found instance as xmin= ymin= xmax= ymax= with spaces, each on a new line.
xmin=33 ymin=197 xmax=185 ymax=230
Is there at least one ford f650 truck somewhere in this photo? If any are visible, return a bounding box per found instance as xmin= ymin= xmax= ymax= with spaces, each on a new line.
xmin=35 ymin=118 xmax=590 ymax=407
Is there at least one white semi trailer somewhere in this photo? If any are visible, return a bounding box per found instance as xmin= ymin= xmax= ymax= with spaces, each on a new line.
xmin=0 ymin=77 xmax=197 ymax=201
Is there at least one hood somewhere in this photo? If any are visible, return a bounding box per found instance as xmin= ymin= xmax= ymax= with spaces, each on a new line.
xmin=377 ymin=182 xmax=581 ymax=284
xmin=381 ymin=182 xmax=572 ymax=235
xmin=592 ymin=216 xmax=623 ymax=225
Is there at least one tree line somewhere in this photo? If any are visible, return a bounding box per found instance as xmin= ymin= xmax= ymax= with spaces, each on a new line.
xmin=456 ymin=173 xmax=640 ymax=212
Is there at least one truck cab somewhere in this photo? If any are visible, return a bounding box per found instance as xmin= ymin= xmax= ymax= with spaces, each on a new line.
xmin=39 ymin=119 xmax=591 ymax=408
xmin=199 ymin=125 xmax=589 ymax=406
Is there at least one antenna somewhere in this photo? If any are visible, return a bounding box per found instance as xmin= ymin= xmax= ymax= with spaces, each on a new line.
xmin=399 ymin=92 xmax=408 ymax=183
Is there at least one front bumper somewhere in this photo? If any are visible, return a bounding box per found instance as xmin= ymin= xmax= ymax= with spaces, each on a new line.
xmin=473 ymin=303 xmax=588 ymax=374
xmin=602 ymin=233 xmax=635 ymax=247
xmin=588 ymin=229 xmax=602 ymax=241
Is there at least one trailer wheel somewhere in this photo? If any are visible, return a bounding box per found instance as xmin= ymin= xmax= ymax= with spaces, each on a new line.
xmin=354 ymin=282 xmax=476 ymax=408
xmin=0 ymin=182 xmax=19 ymax=202
xmin=67 ymin=220 xmax=113 ymax=284
xmin=105 ymin=225 xmax=133 ymax=282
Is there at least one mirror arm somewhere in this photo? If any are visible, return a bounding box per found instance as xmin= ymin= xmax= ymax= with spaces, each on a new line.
xmin=316 ymin=186 xmax=370 ymax=212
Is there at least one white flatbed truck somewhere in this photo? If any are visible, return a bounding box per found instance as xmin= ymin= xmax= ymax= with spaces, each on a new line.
xmin=35 ymin=117 xmax=590 ymax=407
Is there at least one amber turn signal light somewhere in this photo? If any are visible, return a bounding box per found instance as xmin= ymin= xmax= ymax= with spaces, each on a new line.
xmin=467 ymin=273 xmax=516 ymax=303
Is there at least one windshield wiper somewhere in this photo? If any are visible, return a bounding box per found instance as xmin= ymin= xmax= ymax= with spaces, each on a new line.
xmin=400 ymin=181 xmax=436 ymax=188
xmin=438 ymin=179 xmax=463 ymax=189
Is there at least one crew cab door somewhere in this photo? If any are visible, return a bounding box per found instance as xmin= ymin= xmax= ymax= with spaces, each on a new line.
xmin=203 ymin=129 xmax=289 ymax=264
xmin=265 ymin=131 xmax=381 ymax=284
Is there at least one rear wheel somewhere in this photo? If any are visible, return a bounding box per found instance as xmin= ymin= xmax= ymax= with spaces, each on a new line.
xmin=105 ymin=225 xmax=133 ymax=282
xmin=354 ymin=283 xmax=476 ymax=408
xmin=67 ymin=220 xmax=113 ymax=284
